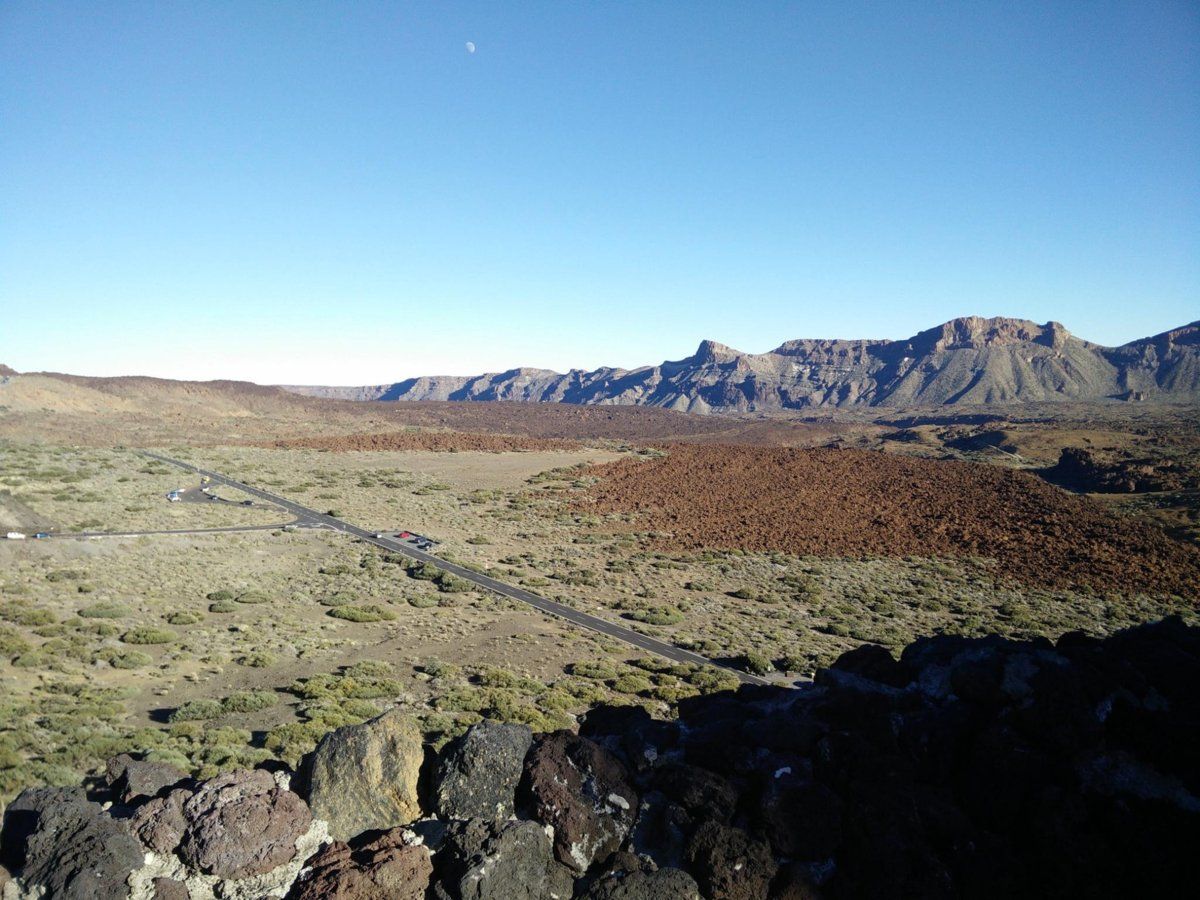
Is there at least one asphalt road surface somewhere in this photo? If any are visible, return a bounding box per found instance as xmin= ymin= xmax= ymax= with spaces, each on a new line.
xmin=47 ymin=523 xmax=295 ymax=539
xmin=140 ymin=451 xmax=772 ymax=686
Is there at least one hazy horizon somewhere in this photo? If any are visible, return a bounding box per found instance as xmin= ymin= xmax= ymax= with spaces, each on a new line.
xmin=3 ymin=2 xmax=1197 ymax=383
xmin=5 ymin=312 xmax=1198 ymax=387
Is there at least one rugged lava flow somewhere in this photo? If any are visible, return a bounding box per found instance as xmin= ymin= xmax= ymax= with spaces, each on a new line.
xmin=583 ymin=445 xmax=1200 ymax=596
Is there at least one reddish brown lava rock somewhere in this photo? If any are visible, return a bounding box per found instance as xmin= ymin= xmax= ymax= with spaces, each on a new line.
xmin=522 ymin=731 xmax=639 ymax=874
xmin=582 ymin=444 xmax=1200 ymax=595
xmin=178 ymin=769 xmax=312 ymax=879
xmin=287 ymin=828 xmax=432 ymax=900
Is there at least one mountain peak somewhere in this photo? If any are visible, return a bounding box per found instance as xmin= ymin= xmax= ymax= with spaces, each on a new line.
xmin=281 ymin=316 xmax=1199 ymax=410
xmin=692 ymin=339 xmax=740 ymax=363
xmin=916 ymin=317 xmax=1074 ymax=351
xmin=0 ymin=364 xmax=18 ymax=376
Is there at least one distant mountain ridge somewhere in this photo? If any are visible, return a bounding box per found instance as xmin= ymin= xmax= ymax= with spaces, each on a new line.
xmin=283 ymin=317 xmax=1200 ymax=413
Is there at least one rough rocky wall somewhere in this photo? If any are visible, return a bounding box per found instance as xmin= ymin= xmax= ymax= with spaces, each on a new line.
xmin=2 ymin=618 xmax=1197 ymax=898
xmin=284 ymin=318 xmax=1200 ymax=412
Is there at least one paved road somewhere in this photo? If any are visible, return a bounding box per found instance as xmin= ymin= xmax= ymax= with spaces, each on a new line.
xmin=140 ymin=451 xmax=772 ymax=686
xmin=46 ymin=523 xmax=297 ymax=540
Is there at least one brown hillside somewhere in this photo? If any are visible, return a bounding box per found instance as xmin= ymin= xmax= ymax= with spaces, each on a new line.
xmin=582 ymin=445 xmax=1200 ymax=596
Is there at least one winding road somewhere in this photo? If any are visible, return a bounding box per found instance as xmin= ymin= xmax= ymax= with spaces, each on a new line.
xmin=138 ymin=451 xmax=773 ymax=686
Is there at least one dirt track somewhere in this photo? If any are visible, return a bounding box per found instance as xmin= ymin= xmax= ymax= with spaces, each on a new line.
xmin=582 ymin=445 xmax=1200 ymax=596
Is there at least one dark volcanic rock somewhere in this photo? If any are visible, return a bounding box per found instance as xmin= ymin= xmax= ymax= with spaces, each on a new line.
xmin=756 ymin=777 xmax=844 ymax=860
xmin=435 ymin=721 xmax=532 ymax=822
xmin=522 ymin=731 xmax=640 ymax=874
xmin=105 ymin=752 xmax=188 ymax=803
xmin=585 ymin=866 xmax=701 ymax=899
xmin=178 ymin=768 xmax=312 ymax=879
xmin=5 ymin=618 xmax=1199 ymax=900
xmin=130 ymin=787 xmax=192 ymax=854
xmin=652 ymin=763 xmax=738 ymax=825
xmin=0 ymin=785 xmax=84 ymax=870
xmin=287 ymin=827 xmax=432 ymax=900
xmin=16 ymin=789 xmax=143 ymax=899
xmin=685 ymin=821 xmax=778 ymax=900
xmin=436 ymin=817 xmax=575 ymax=899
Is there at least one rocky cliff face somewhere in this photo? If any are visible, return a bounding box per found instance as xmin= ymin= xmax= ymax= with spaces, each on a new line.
xmin=284 ymin=317 xmax=1200 ymax=412
xmin=2 ymin=618 xmax=1197 ymax=898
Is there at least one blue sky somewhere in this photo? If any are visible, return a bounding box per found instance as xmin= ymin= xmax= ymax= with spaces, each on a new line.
xmin=2 ymin=1 xmax=1196 ymax=383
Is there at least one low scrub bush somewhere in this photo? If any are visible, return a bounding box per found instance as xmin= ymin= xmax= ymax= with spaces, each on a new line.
xmin=328 ymin=605 xmax=397 ymax=623
xmin=236 ymin=651 xmax=277 ymax=668
xmin=121 ymin=627 xmax=177 ymax=645
xmin=78 ymin=602 xmax=131 ymax=619
xmin=170 ymin=699 xmax=224 ymax=722
xmin=623 ymin=606 xmax=684 ymax=626
xmin=220 ymin=691 xmax=277 ymax=714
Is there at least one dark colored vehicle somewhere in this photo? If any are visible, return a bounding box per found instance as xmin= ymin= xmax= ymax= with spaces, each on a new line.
xmin=241 ymin=500 xmax=253 ymax=506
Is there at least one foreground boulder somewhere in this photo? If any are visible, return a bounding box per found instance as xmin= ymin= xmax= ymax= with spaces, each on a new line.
xmin=1 ymin=618 xmax=1197 ymax=898
xmin=435 ymin=817 xmax=575 ymax=899
xmin=287 ymin=827 xmax=432 ymax=899
xmin=3 ymin=786 xmax=142 ymax=899
xmin=306 ymin=708 xmax=424 ymax=841
xmin=178 ymin=768 xmax=312 ymax=879
xmin=105 ymin=753 xmax=188 ymax=804
xmin=436 ymin=721 xmax=533 ymax=822
xmin=522 ymin=732 xmax=640 ymax=873
xmin=129 ymin=786 xmax=192 ymax=854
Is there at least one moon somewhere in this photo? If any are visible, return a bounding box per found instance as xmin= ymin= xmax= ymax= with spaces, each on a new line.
xmin=465 ymin=41 xmax=476 ymax=54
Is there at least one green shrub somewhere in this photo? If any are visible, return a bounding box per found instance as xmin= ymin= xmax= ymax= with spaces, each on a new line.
xmin=0 ymin=626 xmax=31 ymax=656
xmin=328 ymin=605 xmax=396 ymax=623
xmin=209 ymin=600 xmax=237 ymax=613
xmin=264 ymin=723 xmax=324 ymax=767
xmin=236 ymin=590 xmax=269 ymax=605
xmin=407 ymin=594 xmax=438 ymax=609
xmin=346 ymin=660 xmax=392 ymax=677
xmin=170 ymin=699 xmax=224 ymax=722
xmin=206 ymin=590 xmax=234 ymax=602
xmin=743 ymin=651 xmax=773 ymax=675
xmin=420 ymin=659 xmax=462 ymax=679
xmin=435 ymin=573 xmax=472 ymax=594
xmin=623 ymin=606 xmax=684 ymax=626
xmin=405 ymin=562 xmax=440 ymax=581
xmin=220 ymin=691 xmax=277 ymax=714
xmin=0 ymin=604 xmax=55 ymax=627
xmin=78 ymin=602 xmax=131 ymax=619
xmin=319 ymin=593 xmax=356 ymax=607
xmin=236 ymin=651 xmax=277 ymax=668
xmin=570 ymin=660 xmax=618 ymax=680
xmin=45 ymin=570 xmax=84 ymax=582
xmin=107 ymin=650 xmax=153 ymax=669
xmin=165 ymin=610 xmax=203 ymax=626
xmin=611 ymin=673 xmax=653 ymax=694
xmin=121 ymin=627 xmax=177 ymax=645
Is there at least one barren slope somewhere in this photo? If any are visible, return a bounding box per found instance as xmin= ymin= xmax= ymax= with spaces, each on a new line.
xmin=582 ymin=445 xmax=1200 ymax=596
